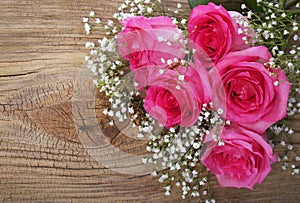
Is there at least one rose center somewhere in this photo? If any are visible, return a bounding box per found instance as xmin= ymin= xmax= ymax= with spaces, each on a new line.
xmin=231 ymin=80 xmax=256 ymax=101
xmin=163 ymin=91 xmax=179 ymax=108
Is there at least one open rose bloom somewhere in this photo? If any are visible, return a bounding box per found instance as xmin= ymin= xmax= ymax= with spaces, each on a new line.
xmin=188 ymin=3 xmax=252 ymax=63
xmin=201 ymin=126 xmax=278 ymax=189
xmin=210 ymin=46 xmax=290 ymax=133
xmin=118 ymin=16 xmax=186 ymax=70
xmin=137 ymin=64 xmax=211 ymax=128
xmin=116 ymin=2 xmax=291 ymax=190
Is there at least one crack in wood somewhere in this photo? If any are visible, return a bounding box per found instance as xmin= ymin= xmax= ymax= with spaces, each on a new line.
xmin=0 ymin=71 xmax=37 ymax=78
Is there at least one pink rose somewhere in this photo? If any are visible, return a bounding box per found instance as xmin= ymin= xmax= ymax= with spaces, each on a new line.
xmin=117 ymin=16 xmax=185 ymax=70
xmin=188 ymin=3 xmax=244 ymax=62
xmin=188 ymin=3 xmax=236 ymax=61
xmin=144 ymin=86 xmax=182 ymax=128
xmin=210 ymin=46 xmax=290 ymax=133
xmin=201 ymin=125 xmax=277 ymax=189
xmin=136 ymin=64 xmax=211 ymax=128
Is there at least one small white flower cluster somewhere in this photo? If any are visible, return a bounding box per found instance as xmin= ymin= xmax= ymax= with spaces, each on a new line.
xmin=157 ymin=32 xmax=185 ymax=47
xmin=269 ymin=122 xmax=299 ymax=176
xmin=287 ymin=97 xmax=300 ymax=116
xmin=229 ymin=10 xmax=255 ymax=45
xmin=102 ymin=84 xmax=144 ymax=127
xmin=84 ymin=1 xmax=300 ymax=202
xmin=278 ymin=152 xmax=299 ymax=176
xmin=243 ymin=1 xmax=300 ymax=175
xmin=250 ymin=0 xmax=300 ymax=74
xmin=167 ymin=3 xmax=183 ymax=15
xmin=82 ymin=11 xmax=101 ymax=35
xmin=270 ymin=124 xmax=294 ymax=136
xmin=83 ymin=11 xmax=120 ymax=37
xmin=142 ymin=104 xmax=225 ymax=199
xmin=84 ymin=23 xmax=145 ymax=127
xmin=114 ymin=0 xmax=156 ymax=21
xmin=86 ymin=37 xmax=119 ymax=75
xmin=248 ymin=0 xmax=300 ymax=75
xmin=136 ymin=116 xmax=154 ymax=138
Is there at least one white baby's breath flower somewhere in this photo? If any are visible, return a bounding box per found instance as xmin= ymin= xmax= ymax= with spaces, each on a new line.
xmin=292 ymin=169 xmax=299 ymax=175
xmin=270 ymin=13 xmax=276 ymax=19
xmin=238 ymin=28 xmax=243 ymax=34
xmin=218 ymin=140 xmax=225 ymax=146
xmin=84 ymin=23 xmax=91 ymax=35
xmin=288 ymin=145 xmax=294 ymax=150
xmin=172 ymin=18 xmax=178 ymax=24
xmin=217 ymin=108 xmax=223 ymax=115
xmin=193 ymin=142 xmax=200 ymax=149
xmin=283 ymin=30 xmax=289 ymax=35
xmin=95 ymin=18 xmax=101 ymax=24
xmin=109 ymin=120 xmax=114 ymax=126
xmin=169 ymin=128 xmax=175 ymax=133
xmin=147 ymin=7 xmax=153 ymax=13
xmin=83 ymin=17 xmax=89 ymax=23
xmin=290 ymin=50 xmax=296 ymax=55
xmin=85 ymin=41 xmax=95 ymax=48
xmin=178 ymin=75 xmax=185 ymax=81
xmin=181 ymin=19 xmax=187 ymax=25
xmin=89 ymin=11 xmax=95 ymax=17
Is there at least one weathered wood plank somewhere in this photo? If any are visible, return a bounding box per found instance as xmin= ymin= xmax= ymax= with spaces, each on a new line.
xmin=0 ymin=0 xmax=300 ymax=202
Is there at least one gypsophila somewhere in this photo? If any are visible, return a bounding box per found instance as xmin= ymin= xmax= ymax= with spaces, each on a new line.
xmin=84 ymin=1 xmax=300 ymax=202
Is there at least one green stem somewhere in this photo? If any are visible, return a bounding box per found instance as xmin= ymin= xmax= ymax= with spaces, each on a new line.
xmin=286 ymin=9 xmax=300 ymax=16
xmin=160 ymin=0 xmax=166 ymax=16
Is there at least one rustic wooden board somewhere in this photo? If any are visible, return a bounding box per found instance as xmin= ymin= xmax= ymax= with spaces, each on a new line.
xmin=0 ymin=0 xmax=300 ymax=202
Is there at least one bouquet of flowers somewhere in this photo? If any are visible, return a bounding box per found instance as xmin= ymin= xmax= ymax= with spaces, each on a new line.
xmin=84 ymin=0 xmax=299 ymax=201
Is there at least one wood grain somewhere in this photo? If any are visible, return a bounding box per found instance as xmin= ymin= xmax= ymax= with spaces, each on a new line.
xmin=0 ymin=0 xmax=300 ymax=202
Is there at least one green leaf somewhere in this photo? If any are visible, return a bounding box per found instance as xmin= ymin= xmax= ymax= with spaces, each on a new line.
xmin=244 ymin=0 xmax=264 ymax=12
xmin=285 ymin=0 xmax=299 ymax=9
xmin=188 ymin=0 xmax=210 ymax=9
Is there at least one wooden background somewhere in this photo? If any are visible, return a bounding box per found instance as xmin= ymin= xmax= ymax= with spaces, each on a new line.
xmin=0 ymin=0 xmax=300 ymax=202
